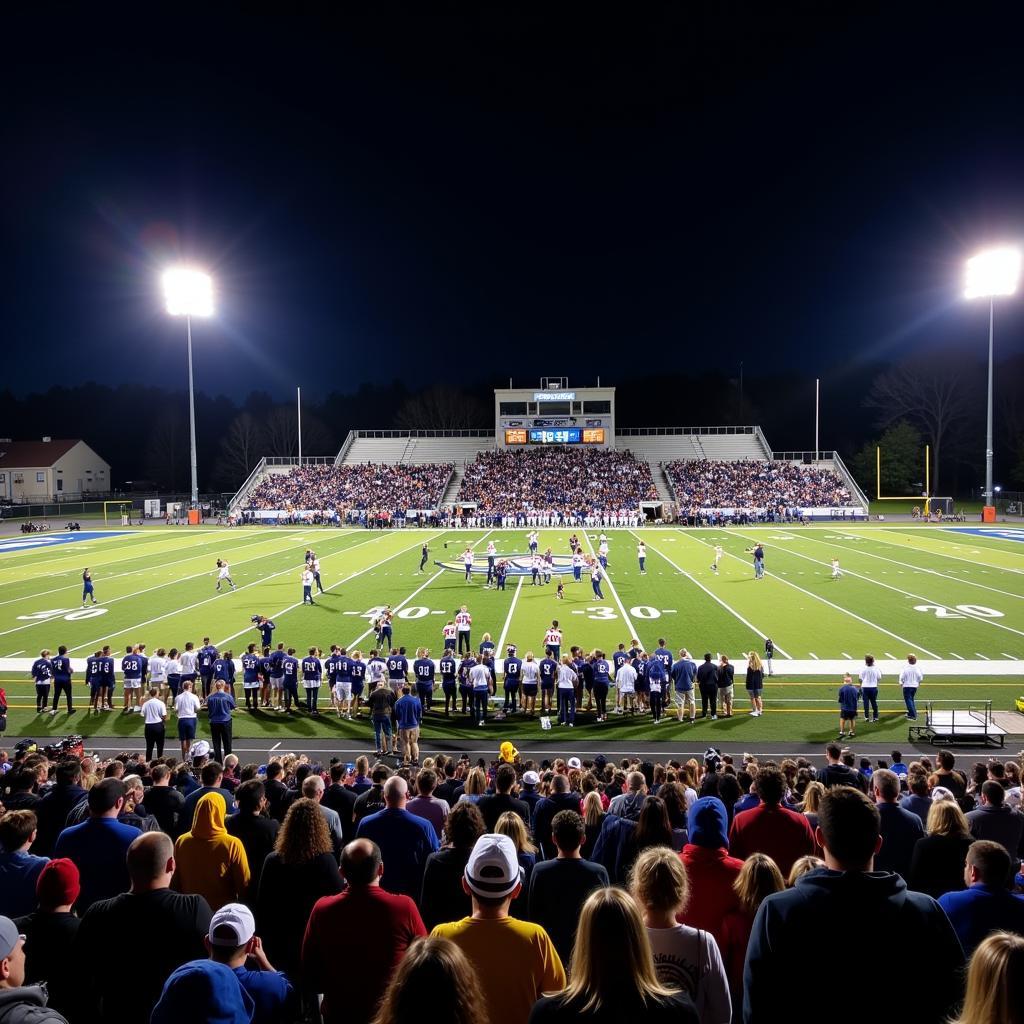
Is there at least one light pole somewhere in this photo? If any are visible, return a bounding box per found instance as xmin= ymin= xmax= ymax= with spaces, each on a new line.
xmin=964 ymin=247 xmax=1020 ymax=515
xmin=162 ymin=267 xmax=214 ymax=510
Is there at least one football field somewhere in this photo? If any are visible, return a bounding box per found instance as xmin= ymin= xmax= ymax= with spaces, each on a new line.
xmin=1 ymin=523 xmax=1023 ymax=746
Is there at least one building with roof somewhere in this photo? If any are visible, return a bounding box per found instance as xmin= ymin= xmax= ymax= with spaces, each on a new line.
xmin=0 ymin=438 xmax=111 ymax=503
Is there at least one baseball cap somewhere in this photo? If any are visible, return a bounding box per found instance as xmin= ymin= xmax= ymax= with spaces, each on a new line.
xmin=1005 ymin=786 xmax=1022 ymax=810
xmin=464 ymin=834 xmax=522 ymax=900
xmin=189 ymin=740 xmax=211 ymax=760
xmin=593 ymin=754 xmax=607 ymax=769
xmin=567 ymin=757 xmax=582 ymax=770
xmin=36 ymin=858 xmax=80 ymax=910
xmin=522 ymin=770 xmax=540 ymax=786
xmin=0 ymin=917 xmax=23 ymax=959
xmin=930 ymin=786 xmax=956 ymax=803
xmin=208 ymin=903 xmax=256 ymax=947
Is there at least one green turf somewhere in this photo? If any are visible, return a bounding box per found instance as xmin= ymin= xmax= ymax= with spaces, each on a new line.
xmin=1 ymin=524 xmax=1023 ymax=743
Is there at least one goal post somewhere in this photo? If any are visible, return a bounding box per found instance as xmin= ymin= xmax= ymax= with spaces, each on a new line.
xmin=103 ymin=501 xmax=132 ymax=526
xmin=876 ymin=443 xmax=933 ymax=512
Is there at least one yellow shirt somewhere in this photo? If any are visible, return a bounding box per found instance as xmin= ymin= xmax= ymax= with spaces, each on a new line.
xmin=431 ymin=916 xmax=565 ymax=1024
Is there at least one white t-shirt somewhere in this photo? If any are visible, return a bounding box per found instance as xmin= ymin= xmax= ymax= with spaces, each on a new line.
xmin=859 ymin=666 xmax=882 ymax=689
xmin=180 ymin=651 xmax=198 ymax=675
xmin=142 ymin=698 xmax=167 ymax=725
xmin=456 ymin=612 xmax=472 ymax=631
xmin=646 ymin=925 xmax=732 ymax=1024
xmin=616 ymin=663 xmax=637 ymax=693
xmin=557 ymin=665 xmax=577 ymax=690
xmin=899 ymin=665 xmax=923 ymax=689
xmin=165 ymin=658 xmax=182 ymax=677
xmin=175 ymin=691 xmax=201 ymax=720
xmin=149 ymin=655 xmax=167 ymax=682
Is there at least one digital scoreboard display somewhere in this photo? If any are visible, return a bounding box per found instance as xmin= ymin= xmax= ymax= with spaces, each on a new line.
xmin=505 ymin=429 xmax=528 ymax=445
xmin=523 ymin=428 xmax=605 ymax=445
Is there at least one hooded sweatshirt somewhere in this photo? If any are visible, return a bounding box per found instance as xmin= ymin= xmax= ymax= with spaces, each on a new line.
xmin=679 ymin=798 xmax=743 ymax=949
xmin=0 ymin=985 xmax=68 ymax=1024
xmin=744 ymin=869 xmax=964 ymax=1024
xmin=151 ymin=960 xmax=253 ymax=1024
xmin=173 ymin=793 xmax=250 ymax=911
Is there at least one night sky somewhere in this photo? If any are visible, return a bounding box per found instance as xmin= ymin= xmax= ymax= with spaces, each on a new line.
xmin=4 ymin=6 xmax=1024 ymax=402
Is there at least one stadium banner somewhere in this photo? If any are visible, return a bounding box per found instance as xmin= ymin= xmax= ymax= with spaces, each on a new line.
xmin=693 ymin=506 xmax=866 ymax=519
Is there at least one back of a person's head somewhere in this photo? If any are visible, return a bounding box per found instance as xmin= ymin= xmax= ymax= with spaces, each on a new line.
xmin=566 ymin=887 xmax=673 ymax=1012
xmin=383 ymin=775 xmax=408 ymax=805
xmin=276 ymin=798 xmax=330 ymax=865
xmin=825 ymin=743 xmax=841 ymax=760
xmin=266 ymin=762 xmax=283 ymax=781
xmin=754 ymin=766 xmax=786 ymax=806
xmin=0 ymin=810 xmax=36 ymax=851
xmin=201 ymin=761 xmax=224 ymax=787
xmin=444 ymin=802 xmax=485 ymax=850
xmin=938 ymin=750 xmax=956 ymax=772
xmin=89 ymin=778 xmax=126 ymax=815
xmin=371 ymin=763 xmax=392 ymax=785
xmin=235 ymin=779 xmax=265 ymax=815
xmin=495 ymin=764 xmax=515 ymax=793
xmin=817 ymin=786 xmax=880 ymax=869
xmin=909 ymin=774 xmax=930 ymax=797
xmin=56 ymin=760 xmax=82 ymax=786
xmin=927 ymin=799 xmax=969 ymax=839
xmin=416 ymin=769 xmax=437 ymax=795
xmin=982 ymin=781 xmax=1005 ymax=807
xmin=629 ymin=844 xmax=688 ymax=915
xmin=551 ymin=810 xmax=585 ymax=853
xmin=787 ymin=855 xmax=826 ymax=887
xmin=329 ymin=763 xmax=345 ymax=784
xmin=340 ymin=839 xmax=382 ymax=887
xmin=733 ymin=852 xmax=785 ymax=914
xmin=967 ymin=840 xmax=1012 ymax=888
xmin=626 ymin=770 xmax=646 ymax=793
xmin=872 ymin=769 xmax=899 ymax=802
xmin=127 ymin=831 xmax=174 ymax=884
xmin=952 ymin=931 xmax=1024 ymax=1024
xmin=635 ymin=796 xmax=672 ymax=847
xmin=371 ymin=936 xmax=488 ymax=1024
xmin=301 ymin=775 xmax=324 ymax=799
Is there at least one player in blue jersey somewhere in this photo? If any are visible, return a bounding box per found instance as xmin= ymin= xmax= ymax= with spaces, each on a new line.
xmin=302 ymin=647 xmax=323 ymax=715
xmin=457 ymin=652 xmax=476 ymax=716
xmin=100 ymin=646 xmax=116 ymax=711
xmin=539 ymin=650 xmax=558 ymax=715
xmin=634 ymin=651 xmax=650 ymax=714
xmin=213 ymin=651 xmax=235 ymax=699
xmin=197 ymin=637 xmax=218 ymax=700
xmin=269 ymin=643 xmax=286 ymax=711
xmin=254 ymin=616 xmax=276 ymax=648
xmin=122 ymin=645 xmax=143 ymax=714
xmin=387 ymin=647 xmax=409 ymax=694
xmin=502 ymin=645 xmax=522 ymax=714
xmin=478 ymin=633 xmax=496 ymax=661
xmin=82 ymin=568 xmax=97 ymax=606
xmin=350 ymin=650 xmax=368 ymax=717
xmin=652 ymin=640 xmax=673 ymax=680
xmin=50 ymin=645 xmax=73 ymax=715
xmin=590 ymin=564 xmax=604 ymax=600
xmin=647 ymin=652 xmax=667 ymax=723
xmin=241 ymin=644 xmax=261 ymax=711
xmin=413 ymin=648 xmax=436 ymax=711
xmin=31 ymin=650 xmax=53 ymax=714
xmin=281 ymin=647 xmax=300 ymax=713
xmin=439 ymin=648 xmax=458 ymax=716
xmin=258 ymin=646 xmax=274 ymax=708
xmin=86 ymin=650 xmax=104 ymax=714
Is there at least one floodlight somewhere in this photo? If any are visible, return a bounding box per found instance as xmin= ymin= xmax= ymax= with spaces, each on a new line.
xmin=162 ymin=267 xmax=214 ymax=317
xmin=964 ymin=247 xmax=1021 ymax=299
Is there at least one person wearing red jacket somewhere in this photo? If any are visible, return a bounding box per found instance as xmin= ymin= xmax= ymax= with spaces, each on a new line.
xmin=677 ymin=796 xmax=743 ymax=951
xmin=728 ymin=765 xmax=815 ymax=877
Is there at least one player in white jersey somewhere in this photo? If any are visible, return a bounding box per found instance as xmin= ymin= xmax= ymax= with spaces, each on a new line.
xmin=442 ymin=621 xmax=458 ymax=650
xmin=637 ymin=541 xmax=647 ymax=574
xmin=543 ymin=622 xmax=563 ymax=659
xmin=710 ymin=545 xmax=723 ymax=574
xmin=455 ymin=605 xmax=473 ymax=654
xmin=215 ymin=559 xmax=236 ymax=591
xmin=463 ymin=547 xmax=475 ymax=582
xmin=831 ymin=557 xmax=842 ymax=579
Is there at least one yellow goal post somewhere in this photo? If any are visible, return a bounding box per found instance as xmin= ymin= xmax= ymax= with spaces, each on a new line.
xmin=103 ymin=500 xmax=133 ymax=525
xmin=876 ymin=444 xmax=932 ymax=513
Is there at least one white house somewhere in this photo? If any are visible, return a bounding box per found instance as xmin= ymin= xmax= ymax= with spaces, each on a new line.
xmin=0 ymin=438 xmax=111 ymax=503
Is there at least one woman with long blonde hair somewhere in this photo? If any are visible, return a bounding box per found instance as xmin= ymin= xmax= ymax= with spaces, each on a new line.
xmin=457 ymin=767 xmax=487 ymax=803
xmin=907 ymin=798 xmax=973 ymax=899
xmin=495 ymin=810 xmax=536 ymax=915
xmin=529 ymin=886 xmax=698 ymax=1024
xmin=745 ymin=651 xmax=764 ymax=717
xmin=952 ymin=931 xmax=1024 ymax=1024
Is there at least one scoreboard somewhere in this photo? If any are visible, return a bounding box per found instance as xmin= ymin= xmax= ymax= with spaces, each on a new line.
xmin=504 ymin=427 xmax=606 ymax=445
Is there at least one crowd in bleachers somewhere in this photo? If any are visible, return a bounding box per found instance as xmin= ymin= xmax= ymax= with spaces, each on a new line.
xmin=458 ymin=448 xmax=658 ymax=518
xmin=242 ymin=463 xmax=453 ymax=519
xmin=665 ymin=459 xmax=853 ymax=518
xmin=0 ymin=738 xmax=1020 ymax=1024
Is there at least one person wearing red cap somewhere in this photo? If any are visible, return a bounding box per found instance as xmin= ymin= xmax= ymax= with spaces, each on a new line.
xmin=13 ymin=859 xmax=80 ymax=1020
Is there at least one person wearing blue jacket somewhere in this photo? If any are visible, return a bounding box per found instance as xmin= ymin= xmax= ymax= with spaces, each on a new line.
xmin=394 ymin=686 xmax=423 ymax=766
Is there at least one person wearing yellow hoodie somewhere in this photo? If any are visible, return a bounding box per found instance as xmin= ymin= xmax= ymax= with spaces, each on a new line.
xmin=173 ymin=793 xmax=250 ymax=912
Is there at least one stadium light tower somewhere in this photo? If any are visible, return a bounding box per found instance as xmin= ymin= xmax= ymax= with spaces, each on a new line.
xmin=964 ymin=246 xmax=1020 ymax=514
xmin=162 ymin=267 xmax=214 ymax=509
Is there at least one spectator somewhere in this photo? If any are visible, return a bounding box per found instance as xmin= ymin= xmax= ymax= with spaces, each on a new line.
xmin=908 ymin=800 xmax=974 ymax=899
xmin=0 ymin=812 xmax=48 ymax=918
xmin=581 ymin=791 xmax=605 ymax=860
xmin=938 ymin=841 xmax=1024 ymax=956
xmin=786 ymin=855 xmax=825 ymax=886
xmin=301 ymin=775 xmax=344 ymax=859
xmin=901 ymin=773 xmax=933 ymax=827
xmin=432 ymin=834 xmax=566 ymax=1024
xmin=75 ymin=832 xmax=212 ymax=1024
xmin=678 ymin=797 xmax=743 ymax=952
xmin=420 ymin=803 xmax=485 ymax=931
xmin=303 ymin=839 xmax=426 ymax=1024
xmin=817 ymin=743 xmax=868 ymax=791
xmin=0 ymin=916 xmax=68 ymax=1024
xmin=528 ymin=810 xmax=609 ymax=968
xmin=744 ymin=786 xmax=965 ymax=1023
xmin=256 ymin=798 xmax=343 ymax=980
xmin=204 ymin=902 xmax=296 ymax=1024
xmin=53 ymin=779 xmax=139 ymax=911
xmin=494 ymin=812 xmax=536 ymax=918
xmin=950 ymin=930 xmax=1024 ymax=1024
xmin=967 ymin=782 xmax=1024 ymax=853
xmin=150 ymin=960 xmax=253 ymax=1024
xmin=225 ymin=780 xmax=279 ymax=903
xmin=478 ymin=764 xmax=531 ymax=832
xmin=262 ymin=762 xmax=289 ymax=822
xmin=357 ymin=777 xmax=439 ymax=900
xmin=369 ymin=936 xmax=488 ymax=1024
xmin=143 ymin=764 xmax=184 ymax=836
xmin=535 ymin=775 xmax=589 ymax=860
xmin=180 ymin=761 xmax=238 ymax=825
xmin=354 ymin=763 xmax=392 ymax=823
xmin=32 ymin=761 xmax=86 ymax=856
xmin=406 ymin=769 xmax=450 ymax=837
xmin=173 ymin=792 xmax=250 ymax=912
xmin=629 ymin=845 xmax=730 ymax=1024
xmin=871 ymin=768 xmax=924 ymax=879
xmin=321 ymin=762 xmax=358 ymax=844
xmin=934 ymin=750 xmax=969 ymax=804
xmin=528 ymin=886 xmax=697 ymax=1024
xmin=728 ymin=765 xmax=815 ymax=877
xmin=519 ymin=770 xmax=542 ymax=819
xmin=719 ymin=854 xmax=785 ymax=1017
xmin=12 ymin=859 xmax=80 ymax=1019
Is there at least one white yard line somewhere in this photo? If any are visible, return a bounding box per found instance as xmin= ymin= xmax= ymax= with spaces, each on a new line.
xmin=871 ymin=530 xmax=1024 ymax=577
xmin=346 ymin=530 xmax=495 ymax=648
xmin=496 ymin=576 xmax=526 ymax=654
xmin=637 ymin=532 xmax=790 ymax=657
xmin=732 ymin=528 xmax=1024 ymax=641
xmin=0 ymin=532 xmax=324 ymax=641
xmin=684 ymin=530 xmax=941 ymax=658
xmin=66 ymin=531 xmax=400 ymax=654
xmin=949 ymin=653 xmax=965 ymax=660
xmin=583 ymin=532 xmax=641 ymax=642
xmin=1002 ymin=653 xmax=1019 ymax=660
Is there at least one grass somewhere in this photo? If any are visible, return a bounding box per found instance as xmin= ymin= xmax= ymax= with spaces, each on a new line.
xmin=1 ymin=522 xmax=1023 ymax=743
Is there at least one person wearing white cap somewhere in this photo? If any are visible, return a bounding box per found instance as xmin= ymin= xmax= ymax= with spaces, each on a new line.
xmin=0 ymin=914 xmax=68 ymax=1022
xmin=431 ymin=834 xmax=565 ymax=1024
xmin=567 ymin=757 xmax=582 ymax=771
xmin=204 ymin=903 xmax=295 ymax=1024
